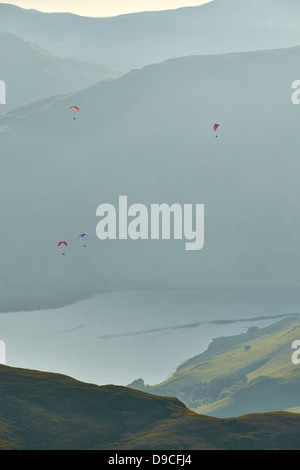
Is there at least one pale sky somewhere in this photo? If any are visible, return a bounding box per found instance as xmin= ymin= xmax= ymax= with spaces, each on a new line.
xmin=2 ymin=0 xmax=212 ymax=17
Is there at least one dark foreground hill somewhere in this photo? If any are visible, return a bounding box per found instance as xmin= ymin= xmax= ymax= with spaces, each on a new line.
xmin=1 ymin=364 xmax=300 ymax=449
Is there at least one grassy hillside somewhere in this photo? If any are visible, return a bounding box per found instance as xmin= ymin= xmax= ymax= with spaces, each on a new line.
xmin=1 ymin=364 xmax=300 ymax=449
xmin=128 ymin=316 xmax=300 ymax=417
xmin=0 ymin=364 xmax=187 ymax=450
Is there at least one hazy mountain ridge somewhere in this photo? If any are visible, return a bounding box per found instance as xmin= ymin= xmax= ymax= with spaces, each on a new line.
xmin=0 ymin=45 xmax=300 ymax=311
xmin=0 ymin=31 xmax=126 ymax=113
xmin=1 ymin=0 xmax=300 ymax=67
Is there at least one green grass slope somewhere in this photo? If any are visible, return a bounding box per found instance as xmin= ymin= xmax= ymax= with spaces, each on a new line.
xmin=2 ymin=364 xmax=300 ymax=449
xmin=128 ymin=317 xmax=300 ymax=417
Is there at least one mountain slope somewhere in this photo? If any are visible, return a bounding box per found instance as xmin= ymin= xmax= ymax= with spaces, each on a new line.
xmin=0 ymin=364 xmax=188 ymax=450
xmin=0 ymin=31 xmax=126 ymax=113
xmin=128 ymin=317 xmax=300 ymax=417
xmin=1 ymin=0 xmax=300 ymax=67
xmin=1 ymin=364 xmax=300 ymax=449
xmin=0 ymin=46 xmax=300 ymax=311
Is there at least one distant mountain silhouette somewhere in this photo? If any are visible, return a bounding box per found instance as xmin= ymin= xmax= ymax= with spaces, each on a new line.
xmin=1 ymin=0 xmax=300 ymax=67
xmin=0 ymin=31 xmax=126 ymax=113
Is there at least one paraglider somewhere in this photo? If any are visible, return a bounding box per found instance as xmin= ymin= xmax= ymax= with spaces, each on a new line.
xmin=69 ymin=106 xmax=80 ymax=120
xmin=78 ymin=233 xmax=89 ymax=248
xmin=58 ymin=241 xmax=68 ymax=255
xmin=214 ymin=123 xmax=220 ymax=137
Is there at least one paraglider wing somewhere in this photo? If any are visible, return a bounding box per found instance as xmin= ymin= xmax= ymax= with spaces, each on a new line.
xmin=58 ymin=241 xmax=68 ymax=247
xmin=78 ymin=233 xmax=90 ymax=241
xmin=68 ymin=106 xmax=80 ymax=112
xmin=213 ymin=123 xmax=220 ymax=131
